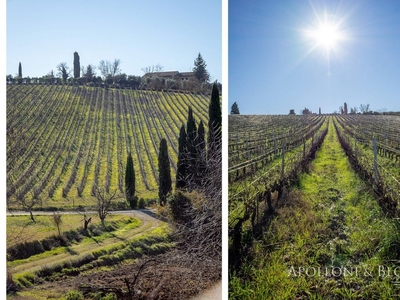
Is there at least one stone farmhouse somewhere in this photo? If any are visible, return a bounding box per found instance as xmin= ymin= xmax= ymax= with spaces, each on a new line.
xmin=142 ymin=71 xmax=196 ymax=82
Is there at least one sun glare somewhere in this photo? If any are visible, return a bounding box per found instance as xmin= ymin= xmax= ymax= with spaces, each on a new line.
xmin=302 ymin=10 xmax=349 ymax=68
xmin=309 ymin=22 xmax=342 ymax=49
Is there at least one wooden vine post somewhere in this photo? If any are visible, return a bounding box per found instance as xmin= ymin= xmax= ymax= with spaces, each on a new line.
xmin=373 ymin=137 xmax=378 ymax=192
xmin=280 ymin=142 xmax=285 ymax=200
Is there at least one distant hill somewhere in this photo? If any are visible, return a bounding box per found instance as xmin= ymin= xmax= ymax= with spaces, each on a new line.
xmin=7 ymin=85 xmax=210 ymax=208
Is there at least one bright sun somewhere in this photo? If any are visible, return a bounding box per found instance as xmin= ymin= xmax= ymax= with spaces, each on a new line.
xmin=309 ymin=22 xmax=341 ymax=49
xmin=301 ymin=9 xmax=350 ymax=72
xmin=304 ymin=13 xmax=347 ymax=55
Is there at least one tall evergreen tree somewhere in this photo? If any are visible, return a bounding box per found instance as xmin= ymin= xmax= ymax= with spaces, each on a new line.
xmin=18 ymin=62 xmax=22 ymax=84
xmin=176 ymin=124 xmax=188 ymax=190
xmin=125 ymin=152 xmax=136 ymax=209
xmin=158 ymin=138 xmax=172 ymax=206
xmin=344 ymin=102 xmax=348 ymax=114
xmin=231 ymin=102 xmax=240 ymax=114
xmin=73 ymin=52 xmax=80 ymax=79
xmin=85 ymin=64 xmax=95 ymax=81
xmin=18 ymin=62 xmax=22 ymax=77
xmin=192 ymin=53 xmax=210 ymax=83
xmin=197 ymin=120 xmax=205 ymax=155
xmin=208 ymin=81 xmax=222 ymax=158
xmin=197 ymin=120 xmax=206 ymax=182
xmin=186 ymin=107 xmax=198 ymax=184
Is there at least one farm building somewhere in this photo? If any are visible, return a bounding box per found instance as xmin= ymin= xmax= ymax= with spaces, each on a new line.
xmin=143 ymin=71 xmax=196 ymax=81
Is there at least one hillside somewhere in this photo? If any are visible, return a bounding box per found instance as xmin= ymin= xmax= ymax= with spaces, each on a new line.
xmin=7 ymin=84 xmax=210 ymax=208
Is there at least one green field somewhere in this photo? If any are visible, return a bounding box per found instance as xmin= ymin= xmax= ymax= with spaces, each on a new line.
xmin=7 ymin=85 xmax=211 ymax=208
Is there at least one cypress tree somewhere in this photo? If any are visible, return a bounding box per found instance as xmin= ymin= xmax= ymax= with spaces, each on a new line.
xmin=208 ymin=81 xmax=222 ymax=158
xmin=125 ymin=152 xmax=136 ymax=209
xmin=18 ymin=62 xmax=22 ymax=84
xmin=176 ymin=124 xmax=188 ymax=190
xmin=73 ymin=52 xmax=80 ymax=79
xmin=158 ymin=138 xmax=172 ymax=206
xmin=18 ymin=62 xmax=22 ymax=77
xmin=197 ymin=120 xmax=205 ymax=155
xmin=186 ymin=107 xmax=198 ymax=185
xmin=197 ymin=120 xmax=206 ymax=183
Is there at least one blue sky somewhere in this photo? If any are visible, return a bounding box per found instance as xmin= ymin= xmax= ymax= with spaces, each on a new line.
xmin=229 ymin=0 xmax=400 ymax=114
xmin=6 ymin=0 xmax=221 ymax=82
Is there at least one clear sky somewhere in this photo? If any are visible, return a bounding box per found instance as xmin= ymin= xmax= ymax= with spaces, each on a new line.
xmin=6 ymin=0 xmax=221 ymax=82
xmin=229 ymin=0 xmax=400 ymax=115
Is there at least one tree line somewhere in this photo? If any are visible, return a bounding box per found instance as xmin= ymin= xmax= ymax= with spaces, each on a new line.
xmin=7 ymin=52 xmax=220 ymax=93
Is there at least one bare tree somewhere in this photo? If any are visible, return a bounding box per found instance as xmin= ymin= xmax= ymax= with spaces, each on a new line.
xmin=98 ymin=60 xmax=110 ymax=79
xmin=110 ymin=59 xmax=121 ymax=79
xmin=98 ymin=59 xmax=121 ymax=83
xmin=93 ymin=186 xmax=117 ymax=227
xmin=141 ymin=64 xmax=164 ymax=75
xmin=75 ymin=205 xmax=92 ymax=232
xmin=51 ymin=212 xmax=63 ymax=236
xmin=359 ymin=104 xmax=370 ymax=114
xmin=350 ymin=106 xmax=358 ymax=114
xmin=57 ymin=62 xmax=70 ymax=82
xmin=14 ymin=194 xmax=40 ymax=222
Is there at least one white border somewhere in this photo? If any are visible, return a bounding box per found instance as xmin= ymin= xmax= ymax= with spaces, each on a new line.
xmin=222 ymin=0 xmax=228 ymax=299
xmin=2 ymin=0 xmax=7 ymax=298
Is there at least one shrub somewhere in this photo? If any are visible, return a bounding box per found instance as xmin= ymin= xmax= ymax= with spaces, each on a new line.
xmin=168 ymin=191 xmax=192 ymax=224
xmin=63 ymin=229 xmax=84 ymax=242
xmin=65 ymin=290 xmax=84 ymax=300
xmin=7 ymin=240 xmax=44 ymax=261
xmin=62 ymin=267 xmax=80 ymax=276
xmin=110 ymin=200 xmax=129 ymax=211
xmin=6 ymin=268 xmax=18 ymax=294
xmin=8 ymin=232 xmax=75 ymax=261
xmin=89 ymin=292 xmax=103 ymax=300
xmin=147 ymin=198 xmax=158 ymax=207
xmin=127 ymin=195 xmax=138 ymax=210
xmin=102 ymin=293 xmax=117 ymax=300
xmin=138 ymin=198 xmax=145 ymax=209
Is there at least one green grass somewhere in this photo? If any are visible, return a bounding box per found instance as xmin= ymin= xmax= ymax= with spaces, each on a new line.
xmin=6 ymin=213 xmax=133 ymax=247
xmin=12 ymin=224 xmax=172 ymax=292
xmin=7 ymin=217 xmax=142 ymax=268
xmin=230 ymin=118 xmax=400 ymax=299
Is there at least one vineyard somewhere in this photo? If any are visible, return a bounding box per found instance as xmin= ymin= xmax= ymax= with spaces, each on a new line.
xmin=228 ymin=114 xmax=329 ymax=259
xmin=228 ymin=115 xmax=400 ymax=238
xmin=229 ymin=114 xmax=400 ymax=298
xmin=7 ymin=84 xmax=211 ymax=208
xmin=334 ymin=115 xmax=400 ymax=208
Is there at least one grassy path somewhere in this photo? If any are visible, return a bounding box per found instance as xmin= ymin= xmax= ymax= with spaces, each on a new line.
xmin=9 ymin=210 xmax=166 ymax=277
xmin=230 ymin=118 xmax=400 ymax=299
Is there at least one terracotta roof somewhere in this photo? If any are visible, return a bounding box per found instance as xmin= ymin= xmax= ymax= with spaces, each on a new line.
xmin=180 ymin=72 xmax=195 ymax=76
xmin=144 ymin=71 xmax=180 ymax=77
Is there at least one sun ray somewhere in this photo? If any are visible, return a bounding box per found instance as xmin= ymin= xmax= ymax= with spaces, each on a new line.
xmin=301 ymin=4 xmax=350 ymax=73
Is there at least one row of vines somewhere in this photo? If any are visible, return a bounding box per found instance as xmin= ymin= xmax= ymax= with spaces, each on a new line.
xmin=228 ymin=115 xmax=329 ymax=264
xmin=334 ymin=115 xmax=400 ymax=214
xmin=7 ymin=85 xmax=210 ymax=208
